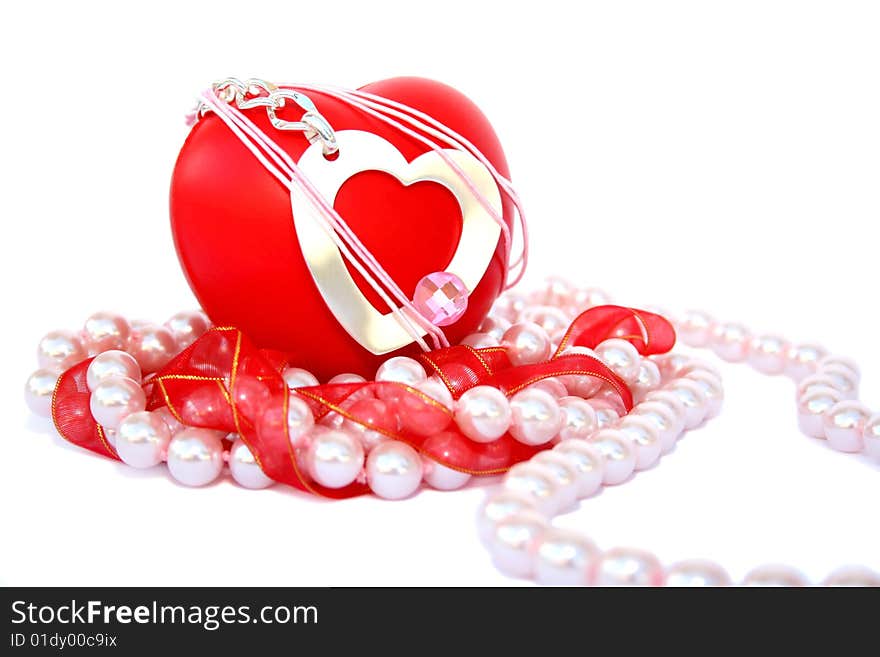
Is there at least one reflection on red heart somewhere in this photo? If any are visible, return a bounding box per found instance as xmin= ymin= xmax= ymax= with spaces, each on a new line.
xmin=170 ymin=77 xmax=513 ymax=379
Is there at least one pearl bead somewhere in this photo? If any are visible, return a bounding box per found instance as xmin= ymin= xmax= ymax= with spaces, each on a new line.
xmin=797 ymin=387 xmax=843 ymax=438
xmin=663 ymin=379 xmax=709 ymax=429
xmin=588 ymin=399 xmax=620 ymax=429
xmin=488 ymin=510 xmax=549 ymax=578
xmin=365 ymin=440 xmax=422 ymax=500
xmin=509 ymin=388 xmax=564 ymax=446
xmin=631 ymin=359 xmax=662 ymax=401
xmin=166 ymin=428 xmax=225 ymax=487
xmin=818 ymin=356 xmax=860 ymax=382
xmin=642 ymin=390 xmax=687 ymax=445
xmin=477 ymin=491 xmax=539 ymax=544
xmin=455 ymin=385 xmax=512 ymax=443
xmin=282 ymin=367 xmax=320 ymax=389
xmin=37 ymin=329 xmax=87 ymax=370
xmin=552 ymin=439 xmax=606 ymax=498
xmin=89 ymin=376 xmax=146 ymax=429
xmin=617 ymin=416 xmax=662 ymax=470
xmin=742 ymin=565 xmax=808 ymax=587
xmin=306 ymin=429 xmax=364 ymax=489
xmin=665 ymin=560 xmax=732 ymax=586
xmin=164 ymin=310 xmax=210 ymax=349
xmin=785 ymin=344 xmax=827 ymax=381
xmin=115 ymin=411 xmax=171 ymax=468
xmin=747 ymin=335 xmax=789 ymax=375
xmin=816 ymin=364 xmax=859 ymax=398
xmin=460 ymin=332 xmax=501 ymax=348
xmin=587 ymin=429 xmax=636 ymax=485
xmin=491 ymin=292 xmax=527 ymax=322
xmin=710 ymin=322 xmax=751 ymax=362
xmin=478 ymin=315 xmax=511 ymax=341
xmin=677 ymin=310 xmax=714 ymax=347
xmin=83 ymin=312 xmax=131 ymax=353
xmin=396 ymin=377 xmax=453 ymax=436
xmin=503 ymin=463 xmax=563 ymax=514
xmin=594 ymin=338 xmax=641 ymax=383
xmin=863 ymin=415 xmax=880 ymax=462
xmin=822 ymin=401 xmax=869 ymax=452
xmin=631 ymin=401 xmax=681 ymax=452
xmin=128 ymin=324 xmax=177 ymax=373
xmin=286 ymin=395 xmax=316 ymax=448
xmin=683 ymin=370 xmax=724 ymax=419
xmin=570 ymin=287 xmax=611 ymax=312
xmin=557 ymin=396 xmax=598 ymax=441
xmin=521 ymin=306 xmax=570 ymax=336
xmin=592 ymin=547 xmax=665 ymax=586
xmin=796 ymin=374 xmax=847 ymax=401
xmin=536 ymin=276 xmax=576 ymax=307
xmin=412 ymin=270 xmax=469 ymax=326
xmin=153 ymin=406 xmax=183 ymax=435
xmin=228 ymin=438 xmax=274 ymax=489
xmin=531 ymin=451 xmax=580 ymax=511
xmin=340 ymin=397 xmax=396 ymax=452
xmin=328 ymin=372 xmax=367 ymax=384
xmin=86 ymin=350 xmax=141 ymax=391
xmin=24 ymin=368 xmax=60 ymax=417
xmin=528 ymin=377 xmax=568 ymax=399
xmin=375 ymin=357 xmax=427 ymax=386
xmin=501 ymin=322 xmax=552 ymax=366
xmin=534 ymin=529 xmax=599 ymax=586
xmin=822 ymin=566 xmax=880 ymax=587
xmin=422 ymin=457 xmax=471 ymax=491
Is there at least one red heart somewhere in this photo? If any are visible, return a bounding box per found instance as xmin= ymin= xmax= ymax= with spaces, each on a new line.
xmin=170 ymin=77 xmax=513 ymax=380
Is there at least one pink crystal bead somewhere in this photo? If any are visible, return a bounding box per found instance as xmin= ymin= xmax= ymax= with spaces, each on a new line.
xmin=413 ymin=271 xmax=469 ymax=327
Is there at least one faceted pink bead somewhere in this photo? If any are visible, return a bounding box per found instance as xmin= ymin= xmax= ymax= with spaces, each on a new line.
xmin=413 ymin=271 xmax=469 ymax=327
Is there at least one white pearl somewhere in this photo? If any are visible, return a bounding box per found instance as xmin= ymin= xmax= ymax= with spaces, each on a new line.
xmin=534 ymin=529 xmax=599 ymax=586
xmin=588 ymin=399 xmax=620 ymax=429
xmin=822 ymin=401 xmax=869 ymax=453
xmin=795 ymin=374 xmax=848 ymax=401
xmin=282 ymin=367 xmax=319 ymax=389
xmin=488 ymin=510 xmax=549 ymax=578
xmin=710 ymin=322 xmax=751 ymax=362
xmin=642 ymin=390 xmax=687 ymax=433
xmin=501 ymin=322 xmax=552 ymax=366
xmin=815 ymin=364 xmax=859 ymax=398
xmin=476 ymin=491 xmax=539 ymax=544
xmin=422 ymin=458 xmax=471 ymax=491
xmin=86 ymin=350 xmax=141 ymax=391
xmin=818 ymin=355 xmax=860 ymax=382
xmin=455 ymin=385 xmax=512 ymax=443
xmin=461 ymin=332 xmax=501 ymax=349
xmin=365 ymin=440 xmax=422 ymax=500
xmin=785 ymin=344 xmax=827 ymax=381
xmin=552 ymin=439 xmax=606 ymax=498
xmin=663 ymin=379 xmax=709 ymax=429
xmin=37 ymin=329 xmax=87 ymax=370
xmin=631 ymin=400 xmax=681 ymax=452
xmin=509 ymin=388 xmax=564 ymax=446
xmin=822 ymin=566 xmax=880 ymax=587
xmin=228 ymin=437 xmax=274 ymax=489
xmin=742 ymin=565 xmax=808 ymax=586
xmin=116 ymin=411 xmax=171 ymax=468
xmin=677 ymin=310 xmax=714 ymax=347
xmin=748 ymin=335 xmax=789 ymax=375
xmin=328 ymin=372 xmax=367 ymax=384
xmin=164 ymin=310 xmax=210 ymax=349
xmin=631 ymin=359 xmax=662 ymax=402
xmin=521 ymin=305 xmax=570 ymax=336
xmin=375 ymin=357 xmax=427 ymax=386
xmin=127 ymin=324 xmax=177 ymax=373
xmin=166 ymin=428 xmax=225 ymax=487
xmin=24 ymin=368 xmax=60 ymax=417
xmin=503 ymin=463 xmax=563 ymax=514
xmin=89 ymin=376 xmax=146 ymax=430
xmin=797 ymin=387 xmax=843 ymax=438
xmin=652 ymin=353 xmax=691 ymax=380
xmin=617 ymin=416 xmax=662 ymax=470
xmin=557 ymin=396 xmax=598 ymax=441
xmin=531 ymin=451 xmax=580 ymax=511
xmin=594 ymin=338 xmax=641 ymax=383
xmin=286 ymin=394 xmax=316 ymax=448
xmin=863 ymin=414 xmax=880 ymax=462
xmin=570 ymin=287 xmax=611 ymax=312
xmin=683 ymin=370 xmax=724 ymax=418
xmin=83 ymin=312 xmax=131 ymax=353
xmin=592 ymin=547 xmax=665 ymax=586
xmin=587 ymin=429 xmax=636 ymax=485
xmin=665 ymin=560 xmax=731 ymax=586
xmin=306 ymin=429 xmax=364 ymax=489
xmin=479 ymin=315 xmax=512 ymax=341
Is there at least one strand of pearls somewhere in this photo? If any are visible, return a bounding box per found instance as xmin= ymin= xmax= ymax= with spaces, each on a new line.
xmin=478 ymin=282 xmax=880 ymax=586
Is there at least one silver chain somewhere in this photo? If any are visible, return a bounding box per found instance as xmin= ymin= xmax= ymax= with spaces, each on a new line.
xmin=194 ymin=77 xmax=338 ymax=155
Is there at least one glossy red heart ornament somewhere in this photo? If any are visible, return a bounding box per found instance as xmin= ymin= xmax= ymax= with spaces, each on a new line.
xmin=170 ymin=77 xmax=513 ymax=379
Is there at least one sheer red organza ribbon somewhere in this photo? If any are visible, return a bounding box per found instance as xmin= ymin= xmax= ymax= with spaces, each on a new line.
xmin=51 ymin=305 xmax=675 ymax=498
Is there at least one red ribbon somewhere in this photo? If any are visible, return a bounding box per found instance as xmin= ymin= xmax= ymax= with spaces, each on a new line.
xmin=51 ymin=305 xmax=675 ymax=498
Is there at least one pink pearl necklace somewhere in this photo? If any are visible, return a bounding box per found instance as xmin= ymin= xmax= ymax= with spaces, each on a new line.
xmin=24 ymin=281 xmax=880 ymax=585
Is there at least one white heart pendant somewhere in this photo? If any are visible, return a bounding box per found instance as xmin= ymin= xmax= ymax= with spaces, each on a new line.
xmin=292 ymin=130 xmax=503 ymax=355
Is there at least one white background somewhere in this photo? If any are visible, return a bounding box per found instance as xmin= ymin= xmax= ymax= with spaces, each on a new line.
xmin=1 ymin=0 xmax=878 ymax=586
